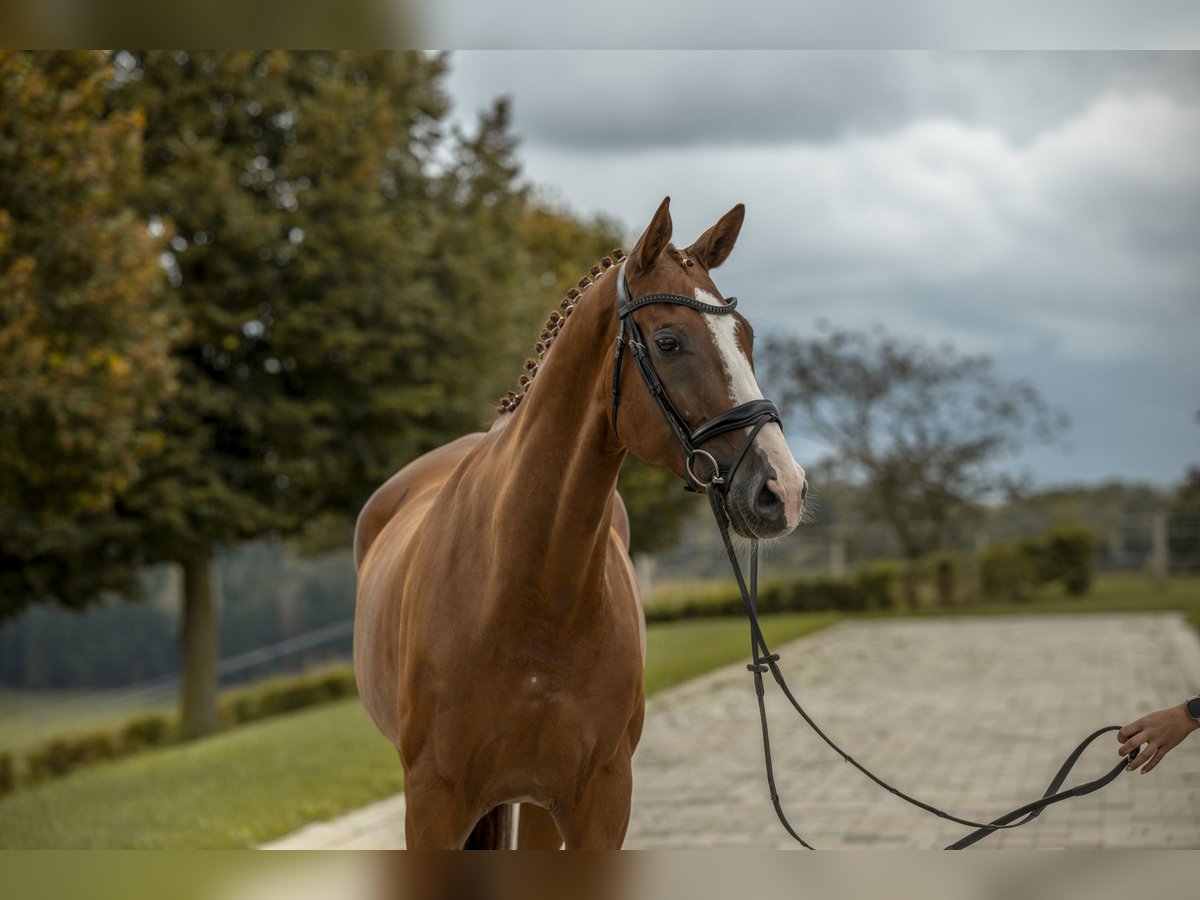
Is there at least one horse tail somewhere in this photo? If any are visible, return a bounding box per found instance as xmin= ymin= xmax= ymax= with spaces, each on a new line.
xmin=463 ymin=803 xmax=517 ymax=849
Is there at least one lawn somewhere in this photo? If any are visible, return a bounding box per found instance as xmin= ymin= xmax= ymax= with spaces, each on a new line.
xmin=0 ymin=611 xmax=838 ymax=849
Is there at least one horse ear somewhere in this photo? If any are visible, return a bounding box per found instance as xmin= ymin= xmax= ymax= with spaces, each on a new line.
xmin=629 ymin=196 xmax=673 ymax=274
xmin=686 ymin=203 xmax=745 ymax=270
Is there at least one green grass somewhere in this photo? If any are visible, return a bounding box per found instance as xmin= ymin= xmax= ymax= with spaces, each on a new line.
xmin=0 ymin=611 xmax=839 ymax=849
xmin=644 ymin=611 xmax=841 ymax=695
xmin=0 ymin=700 xmax=403 ymax=848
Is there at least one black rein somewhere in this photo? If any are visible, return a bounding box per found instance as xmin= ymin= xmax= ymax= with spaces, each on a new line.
xmin=611 ymin=260 xmax=1136 ymax=850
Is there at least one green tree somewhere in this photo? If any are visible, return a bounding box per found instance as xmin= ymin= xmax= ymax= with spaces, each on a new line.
xmin=1 ymin=51 xmax=683 ymax=732
xmin=103 ymin=51 xmax=543 ymax=736
xmin=0 ymin=51 xmax=180 ymax=611
xmin=617 ymin=458 xmax=702 ymax=557
xmin=506 ymin=200 xmax=624 ymax=371
xmin=763 ymin=323 xmax=1067 ymax=559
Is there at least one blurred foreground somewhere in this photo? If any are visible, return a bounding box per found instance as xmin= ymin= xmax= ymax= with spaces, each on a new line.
xmin=4 ymin=851 xmax=1199 ymax=900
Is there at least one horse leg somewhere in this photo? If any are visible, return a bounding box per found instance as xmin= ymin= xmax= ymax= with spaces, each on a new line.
xmin=403 ymin=769 xmax=480 ymax=849
xmin=518 ymin=803 xmax=565 ymax=849
xmin=553 ymin=760 xmax=634 ymax=850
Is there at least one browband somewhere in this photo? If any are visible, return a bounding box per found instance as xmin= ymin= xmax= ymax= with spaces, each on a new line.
xmin=615 ymin=260 xmax=738 ymax=316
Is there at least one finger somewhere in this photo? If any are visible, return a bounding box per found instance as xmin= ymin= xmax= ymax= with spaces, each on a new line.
xmin=1128 ymin=744 xmax=1156 ymax=772
xmin=1118 ymin=720 xmax=1143 ymax=743
xmin=1119 ymin=731 xmax=1146 ymax=757
xmin=1141 ymin=745 xmax=1168 ymax=774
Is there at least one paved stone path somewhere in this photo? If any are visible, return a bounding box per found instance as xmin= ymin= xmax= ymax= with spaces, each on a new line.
xmin=266 ymin=613 xmax=1200 ymax=849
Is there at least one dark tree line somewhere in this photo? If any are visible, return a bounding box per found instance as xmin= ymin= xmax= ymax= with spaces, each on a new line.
xmin=0 ymin=51 xmax=631 ymax=735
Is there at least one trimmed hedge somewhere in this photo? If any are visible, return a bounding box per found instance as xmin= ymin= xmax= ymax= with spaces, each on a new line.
xmin=220 ymin=667 xmax=357 ymax=727
xmin=981 ymin=543 xmax=1038 ymax=603
xmin=647 ymin=526 xmax=1096 ymax=622
xmin=120 ymin=713 xmax=174 ymax=751
xmin=0 ymin=752 xmax=13 ymax=796
xmin=26 ymin=732 xmax=118 ymax=782
xmin=982 ymin=526 xmax=1096 ymax=602
xmin=1035 ymin=526 xmax=1096 ymax=596
xmin=645 ymin=565 xmax=900 ymax=623
xmin=9 ymin=665 xmax=359 ymax=794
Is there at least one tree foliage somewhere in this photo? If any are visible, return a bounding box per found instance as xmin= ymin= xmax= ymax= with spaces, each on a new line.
xmin=98 ymin=50 xmax=553 ymax=734
xmin=0 ymin=50 xmax=690 ymax=733
xmin=0 ymin=51 xmax=181 ymax=608
xmin=617 ymin=456 xmax=703 ymax=556
xmin=763 ymin=323 xmax=1067 ymax=558
xmin=103 ymin=51 xmax=503 ymax=557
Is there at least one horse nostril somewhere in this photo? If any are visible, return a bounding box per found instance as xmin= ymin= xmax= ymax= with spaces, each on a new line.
xmin=801 ymin=480 xmax=809 ymax=501
xmin=756 ymin=481 xmax=782 ymax=514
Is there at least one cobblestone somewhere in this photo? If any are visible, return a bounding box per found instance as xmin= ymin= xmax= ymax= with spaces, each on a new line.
xmin=265 ymin=613 xmax=1200 ymax=849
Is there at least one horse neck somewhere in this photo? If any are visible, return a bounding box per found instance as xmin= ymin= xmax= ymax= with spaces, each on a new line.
xmin=489 ymin=280 xmax=625 ymax=610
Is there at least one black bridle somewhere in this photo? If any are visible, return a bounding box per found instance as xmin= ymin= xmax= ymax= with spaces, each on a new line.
xmin=610 ymin=260 xmax=782 ymax=494
xmin=611 ymin=259 xmax=1135 ymax=850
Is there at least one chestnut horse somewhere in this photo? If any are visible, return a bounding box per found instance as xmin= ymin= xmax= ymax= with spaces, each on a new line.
xmin=353 ymin=198 xmax=807 ymax=849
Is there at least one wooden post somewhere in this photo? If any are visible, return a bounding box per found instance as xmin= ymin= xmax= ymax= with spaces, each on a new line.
xmin=1107 ymin=527 xmax=1126 ymax=570
xmin=828 ymin=535 xmax=846 ymax=578
xmin=1150 ymin=511 xmax=1168 ymax=587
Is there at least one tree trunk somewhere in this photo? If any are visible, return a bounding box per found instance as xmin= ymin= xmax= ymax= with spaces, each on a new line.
xmin=180 ymin=550 xmax=220 ymax=738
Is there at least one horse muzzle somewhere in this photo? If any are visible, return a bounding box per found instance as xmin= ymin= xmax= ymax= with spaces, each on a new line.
xmin=723 ymin=452 xmax=806 ymax=540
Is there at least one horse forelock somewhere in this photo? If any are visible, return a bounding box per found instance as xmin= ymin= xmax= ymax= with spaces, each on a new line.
xmin=494 ymin=249 xmax=625 ymax=416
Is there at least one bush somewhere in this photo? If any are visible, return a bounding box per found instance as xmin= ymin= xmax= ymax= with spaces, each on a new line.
xmin=0 ymin=752 xmax=13 ymax=795
xmin=980 ymin=543 xmax=1038 ymax=603
xmin=920 ymin=551 xmax=974 ymax=608
xmin=1013 ymin=526 xmax=1096 ymax=597
xmin=26 ymin=732 xmax=118 ymax=782
xmin=1041 ymin=526 xmax=1096 ymax=596
xmin=220 ymin=666 xmax=358 ymax=726
xmin=856 ymin=562 xmax=902 ymax=610
xmin=121 ymin=714 xmax=174 ymax=752
xmin=644 ymin=565 xmax=903 ymax=623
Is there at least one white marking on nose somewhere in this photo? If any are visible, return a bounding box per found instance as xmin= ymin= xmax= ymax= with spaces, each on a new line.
xmin=697 ymin=288 xmax=807 ymax=530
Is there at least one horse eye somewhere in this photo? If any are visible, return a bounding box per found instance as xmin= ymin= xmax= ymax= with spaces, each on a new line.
xmin=655 ymin=335 xmax=680 ymax=353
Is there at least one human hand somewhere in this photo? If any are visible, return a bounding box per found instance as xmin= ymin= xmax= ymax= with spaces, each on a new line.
xmin=1118 ymin=704 xmax=1199 ymax=774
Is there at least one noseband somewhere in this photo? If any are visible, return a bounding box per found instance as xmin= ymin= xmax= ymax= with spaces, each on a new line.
xmin=610 ymin=261 xmax=781 ymax=493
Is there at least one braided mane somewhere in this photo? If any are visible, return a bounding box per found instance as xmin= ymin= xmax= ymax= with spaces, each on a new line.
xmin=494 ymin=248 xmax=626 ymax=415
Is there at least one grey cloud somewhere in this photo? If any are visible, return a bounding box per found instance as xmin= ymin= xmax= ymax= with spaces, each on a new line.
xmin=449 ymin=52 xmax=1200 ymax=152
xmin=444 ymin=51 xmax=1200 ymax=487
xmin=431 ymin=1 xmax=1200 ymax=51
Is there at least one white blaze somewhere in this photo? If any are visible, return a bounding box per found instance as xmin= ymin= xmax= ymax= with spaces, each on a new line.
xmin=697 ymin=288 xmax=807 ymax=530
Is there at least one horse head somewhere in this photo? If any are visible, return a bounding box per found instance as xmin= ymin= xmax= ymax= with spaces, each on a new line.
xmin=611 ymin=197 xmax=808 ymax=541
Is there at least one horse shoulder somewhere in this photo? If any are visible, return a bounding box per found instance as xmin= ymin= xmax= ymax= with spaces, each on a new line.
xmin=608 ymin=490 xmax=645 ymax=661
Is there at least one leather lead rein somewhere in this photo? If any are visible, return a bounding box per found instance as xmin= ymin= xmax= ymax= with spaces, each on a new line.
xmin=612 ymin=260 xmax=1136 ymax=849
xmin=707 ymin=484 xmax=1134 ymax=850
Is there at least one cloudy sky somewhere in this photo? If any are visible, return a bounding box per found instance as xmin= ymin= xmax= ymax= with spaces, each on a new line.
xmin=445 ymin=52 xmax=1199 ymax=488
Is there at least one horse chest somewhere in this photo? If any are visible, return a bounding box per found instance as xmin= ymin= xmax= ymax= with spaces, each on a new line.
xmin=401 ymin=624 xmax=642 ymax=791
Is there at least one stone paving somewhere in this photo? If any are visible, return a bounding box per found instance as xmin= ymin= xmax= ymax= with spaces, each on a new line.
xmin=266 ymin=613 xmax=1200 ymax=850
